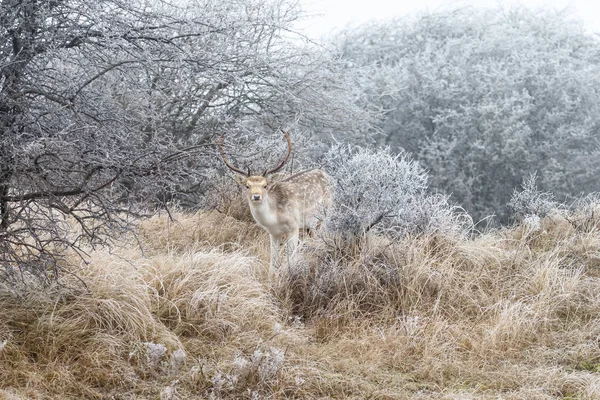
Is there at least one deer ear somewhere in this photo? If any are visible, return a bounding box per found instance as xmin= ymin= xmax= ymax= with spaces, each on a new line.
xmin=233 ymin=175 xmax=247 ymax=186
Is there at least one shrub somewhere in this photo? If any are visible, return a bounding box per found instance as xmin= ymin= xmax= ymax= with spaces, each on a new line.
xmin=322 ymin=144 xmax=472 ymax=239
xmin=400 ymin=193 xmax=473 ymax=237
xmin=508 ymin=172 xmax=560 ymax=220
xmin=323 ymin=144 xmax=426 ymax=237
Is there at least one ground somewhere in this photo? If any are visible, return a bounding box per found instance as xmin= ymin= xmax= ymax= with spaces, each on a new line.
xmin=1 ymin=209 xmax=600 ymax=399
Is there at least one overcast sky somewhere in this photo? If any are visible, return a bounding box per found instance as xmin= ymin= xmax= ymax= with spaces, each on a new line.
xmin=298 ymin=0 xmax=600 ymax=38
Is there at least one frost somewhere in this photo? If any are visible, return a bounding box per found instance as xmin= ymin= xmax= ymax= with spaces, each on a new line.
xmin=251 ymin=391 xmax=261 ymax=400
xmin=323 ymin=144 xmax=472 ymax=239
xmin=398 ymin=315 xmax=428 ymax=337
xmin=401 ymin=193 xmax=473 ymax=237
xmin=323 ymin=144 xmax=426 ymax=237
xmin=210 ymin=371 xmax=236 ymax=393
xmin=253 ymin=347 xmax=285 ymax=381
xmin=209 ymin=346 xmax=286 ymax=398
xmin=289 ymin=315 xmax=304 ymax=328
xmin=171 ymin=348 xmax=186 ymax=370
xmin=143 ymin=342 xmax=167 ymax=368
xmin=160 ymin=380 xmax=179 ymax=400
xmin=523 ymin=214 xmax=541 ymax=232
xmin=508 ymin=172 xmax=558 ymax=219
xmin=233 ymin=355 xmax=250 ymax=370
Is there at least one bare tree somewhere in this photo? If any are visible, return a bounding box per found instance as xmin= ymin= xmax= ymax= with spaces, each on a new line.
xmin=0 ymin=0 xmax=376 ymax=287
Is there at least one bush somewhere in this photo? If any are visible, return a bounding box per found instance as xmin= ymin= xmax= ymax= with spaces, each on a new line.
xmin=322 ymin=144 xmax=472 ymax=239
xmin=335 ymin=8 xmax=600 ymax=223
xmin=508 ymin=172 xmax=560 ymax=220
xmin=568 ymin=193 xmax=600 ymax=232
xmin=403 ymin=193 xmax=473 ymax=237
xmin=323 ymin=145 xmax=426 ymax=237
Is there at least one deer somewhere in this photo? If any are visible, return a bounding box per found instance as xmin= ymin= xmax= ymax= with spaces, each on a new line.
xmin=217 ymin=132 xmax=331 ymax=272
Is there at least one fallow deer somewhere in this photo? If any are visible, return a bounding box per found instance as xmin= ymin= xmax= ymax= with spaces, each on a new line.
xmin=217 ymin=132 xmax=331 ymax=271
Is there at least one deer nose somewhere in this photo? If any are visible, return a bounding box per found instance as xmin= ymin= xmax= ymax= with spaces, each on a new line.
xmin=252 ymin=194 xmax=262 ymax=201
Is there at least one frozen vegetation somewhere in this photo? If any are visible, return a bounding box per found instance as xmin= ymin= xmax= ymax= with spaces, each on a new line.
xmin=2 ymin=0 xmax=600 ymax=398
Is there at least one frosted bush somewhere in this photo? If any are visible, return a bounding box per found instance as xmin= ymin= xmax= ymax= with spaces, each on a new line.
xmin=397 ymin=315 xmax=428 ymax=337
xmin=197 ymin=167 xmax=240 ymax=212
xmin=160 ymin=381 xmax=179 ymax=400
xmin=323 ymin=144 xmax=427 ymax=237
xmin=229 ymin=347 xmax=285 ymax=383
xmin=323 ymin=144 xmax=472 ymax=238
xmin=208 ymin=346 xmax=286 ymax=398
xmin=233 ymin=355 xmax=250 ymax=370
xmin=563 ymin=193 xmax=600 ymax=232
xmin=129 ymin=343 xmax=185 ymax=373
xmin=289 ymin=315 xmax=304 ymax=328
xmin=508 ymin=172 xmax=558 ymax=219
xmin=400 ymin=193 xmax=473 ymax=237
xmin=523 ymin=214 xmax=542 ymax=233
xmin=253 ymin=347 xmax=285 ymax=381
xmin=210 ymin=371 xmax=236 ymax=395
xmin=571 ymin=192 xmax=600 ymax=212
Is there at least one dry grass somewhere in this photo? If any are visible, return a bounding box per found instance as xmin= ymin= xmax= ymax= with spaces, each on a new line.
xmin=1 ymin=207 xmax=600 ymax=398
xmin=139 ymin=209 xmax=267 ymax=257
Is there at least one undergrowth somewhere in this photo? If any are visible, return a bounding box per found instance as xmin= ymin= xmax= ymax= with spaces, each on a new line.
xmin=0 ymin=203 xmax=599 ymax=399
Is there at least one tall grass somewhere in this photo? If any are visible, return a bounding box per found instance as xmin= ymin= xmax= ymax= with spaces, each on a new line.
xmin=1 ymin=205 xmax=600 ymax=398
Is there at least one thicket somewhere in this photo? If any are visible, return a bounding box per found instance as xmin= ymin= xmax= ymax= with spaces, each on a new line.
xmin=0 ymin=0 xmax=376 ymax=287
xmin=334 ymin=7 xmax=600 ymax=223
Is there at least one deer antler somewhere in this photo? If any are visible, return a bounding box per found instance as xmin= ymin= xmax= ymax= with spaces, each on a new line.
xmin=263 ymin=131 xmax=292 ymax=177
xmin=216 ymin=136 xmax=250 ymax=176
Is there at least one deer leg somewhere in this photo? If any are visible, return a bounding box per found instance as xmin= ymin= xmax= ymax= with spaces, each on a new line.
xmin=269 ymin=234 xmax=280 ymax=272
xmin=283 ymin=226 xmax=300 ymax=258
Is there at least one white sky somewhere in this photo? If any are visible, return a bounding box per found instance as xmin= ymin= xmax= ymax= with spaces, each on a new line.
xmin=298 ymin=0 xmax=600 ymax=38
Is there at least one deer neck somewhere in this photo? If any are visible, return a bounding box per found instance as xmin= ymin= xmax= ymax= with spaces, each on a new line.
xmin=248 ymin=193 xmax=278 ymax=229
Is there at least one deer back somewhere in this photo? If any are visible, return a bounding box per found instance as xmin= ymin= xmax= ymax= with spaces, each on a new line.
xmin=269 ymin=169 xmax=331 ymax=227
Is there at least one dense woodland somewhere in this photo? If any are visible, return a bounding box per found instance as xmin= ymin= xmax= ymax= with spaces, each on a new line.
xmin=2 ymin=1 xmax=600 ymax=398
xmin=335 ymin=8 xmax=600 ymax=222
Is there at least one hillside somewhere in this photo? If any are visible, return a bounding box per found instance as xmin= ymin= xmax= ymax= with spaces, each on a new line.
xmin=1 ymin=208 xmax=600 ymax=399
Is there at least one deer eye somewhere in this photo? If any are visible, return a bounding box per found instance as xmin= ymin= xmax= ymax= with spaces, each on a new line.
xmin=263 ymin=185 xmax=267 ymax=188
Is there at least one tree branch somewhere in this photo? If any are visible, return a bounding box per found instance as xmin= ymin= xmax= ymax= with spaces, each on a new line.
xmin=4 ymin=168 xmax=122 ymax=202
